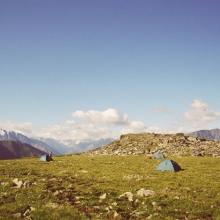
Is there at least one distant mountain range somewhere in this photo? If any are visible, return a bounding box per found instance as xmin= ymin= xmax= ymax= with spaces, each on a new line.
xmin=0 ymin=129 xmax=61 ymax=154
xmin=0 ymin=140 xmax=46 ymax=160
xmin=0 ymin=129 xmax=114 ymax=158
xmin=189 ymin=129 xmax=220 ymax=141
xmin=1 ymin=127 xmax=220 ymax=160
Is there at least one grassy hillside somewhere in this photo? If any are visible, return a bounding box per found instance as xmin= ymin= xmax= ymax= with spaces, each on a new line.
xmin=0 ymin=155 xmax=220 ymax=219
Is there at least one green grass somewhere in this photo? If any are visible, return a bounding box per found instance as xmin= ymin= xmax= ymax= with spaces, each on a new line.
xmin=0 ymin=155 xmax=220 ymax=219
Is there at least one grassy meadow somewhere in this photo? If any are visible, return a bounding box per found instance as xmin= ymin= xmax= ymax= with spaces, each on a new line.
xmin=0 ymin=155 xmax=220 ymax=219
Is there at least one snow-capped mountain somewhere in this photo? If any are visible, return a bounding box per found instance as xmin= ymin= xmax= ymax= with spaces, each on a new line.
xmin=0 ymin=129 xmax=114 ymax=155
xmin=0 ymin=129 xmax=61 ymax=155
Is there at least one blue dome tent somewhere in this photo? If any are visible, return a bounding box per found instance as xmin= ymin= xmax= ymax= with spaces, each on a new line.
xmin=156 ymin=160 xmax=181 ymax=172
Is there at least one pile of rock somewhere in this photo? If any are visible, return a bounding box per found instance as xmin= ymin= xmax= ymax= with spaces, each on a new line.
xmin=89 ymin=133 xmax=220 ymax=157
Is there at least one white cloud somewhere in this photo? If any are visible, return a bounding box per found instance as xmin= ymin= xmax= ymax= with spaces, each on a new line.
xmin=163 ymin=99 xmax=220 ymax=133
xmin=0 ymin=121 xmax=33 ymax=135
xmin=122 ymin=120 xmax=147 ymax=134
xmin=4 ymin=101 xmax=218 ymax=142
xmin=72 ymin=108 xmax=129 ymax=125
xmin=184 ymin=99 xmax=220 ymax=130
xmin=35 ymin=108 xmax=148 ymax=143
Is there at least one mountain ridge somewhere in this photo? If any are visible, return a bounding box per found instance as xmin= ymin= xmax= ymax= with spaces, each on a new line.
xmin=0 ymin=129 xmax=60 ymax=154
xmin=189 ymin=128 xmax=220 ymax=141
xmin=0 ymin=140 xmax=46 ymax=160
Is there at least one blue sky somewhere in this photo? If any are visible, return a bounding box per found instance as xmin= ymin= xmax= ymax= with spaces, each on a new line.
xmin=0 ymin=0 xmax=220 ymax=140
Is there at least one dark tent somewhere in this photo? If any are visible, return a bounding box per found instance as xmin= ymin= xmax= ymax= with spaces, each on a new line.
xmin=156 ymin=160 xmax=181 ymax=172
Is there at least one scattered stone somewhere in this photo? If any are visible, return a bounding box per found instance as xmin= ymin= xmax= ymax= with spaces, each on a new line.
xmin=137 ymin=188 xmax=155 ymax=197
xmin=105 ymin=207 xmax=110 ymax=212
xmin=53 ymin=190 xmax=61 ymax=196
xmin=89 ymin=133 xmax=220 ymax=157
xmin=113 ymin=211 xmax=119 ymax=218
xmin=99 ymin=193 xmax=107 ymax=201
xmin=12 ymin=178 xmax=23 ymax=188
xmin=93 ymin=206 xmax=100 ymax=210
xmin=119 ymin=192 xmax=133 ymax=202
xmin=23 ymin=209 xmax=30 ymax=217
xmin=30 ymin=207 xmax=35 ymax=212
xmin=151 ymin=201 xmax=157 ymax=207
xmin=147 ymin=214 xmax=153 ymax=219
xmin=1 ymin=182 xmax=9 ymax=186
xmin=134 ymin=199 xmax=139 ymax=205
xmin=80 ymin=170 xmax=88 ymax=174
xmin=111 ymin=202 xmax=117 ymax=206
xmin=75 ymin=196 xmax=84 ymax=200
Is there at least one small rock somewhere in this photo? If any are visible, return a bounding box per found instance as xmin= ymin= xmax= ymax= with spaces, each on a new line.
xmin=147 ymin=214 xmax=153 ymax=219
xmin=99 ymin=193 xmax=107 ymax=201
xmin=23 ymin=209 xmax=30 ymax=217
xmin=30 ymin=207 xmax=35 ymax=212
xmin=80 ymin=170 xmax=88 ymax=174
xmin=93 ymin=206 xmax=100 ymax=210
xmin=137 ymin=188 xmax=155 ymax=197
xmin=113 ymin=211 xmax=119 ymax=218
xmin=12 ymin=178 xmax=23 ymax=188
xmin=157 ymin=206 xmax=162 ymax=211
xmin=134 ymin=199 xmax=139 ymax=204
xmin=152 ymin=201 xmax=157 ymax=207
xmin=112 ymin=202 xmax=117 ymax=206
xmin=53 ymin=190 xmax=60 ymax=196
xmin=105 ymin=207 xmax=110 ymax=212
xmin=119 ymin=192 xmax=133 ymax=202
xmin=1 ymin=182 xmax=9 ymax=186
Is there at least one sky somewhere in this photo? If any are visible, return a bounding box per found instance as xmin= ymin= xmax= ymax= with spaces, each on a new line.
xmin=0 ymin=0 xmax=220 ymax=141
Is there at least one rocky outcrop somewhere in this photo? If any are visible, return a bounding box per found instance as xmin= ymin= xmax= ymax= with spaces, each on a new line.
xmin=89 ymin=133 xmax=220 ymax=157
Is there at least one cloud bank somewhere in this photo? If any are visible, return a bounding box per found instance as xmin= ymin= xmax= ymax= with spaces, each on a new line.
xmin=1 ymin=100 xmax=220 ymax=142
xmin=37 ymin=108 xmax=148 ymax=142
xmin=183 ymin=99 xmax=220 ymax=131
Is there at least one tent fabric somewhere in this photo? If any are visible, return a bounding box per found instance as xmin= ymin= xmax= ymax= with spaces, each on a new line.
xmin=39 ymin=154 xmax=53 ymax=162
xmin=153 ymin=151 xmax=164 ymax=160
xmin=40 ymin=155 xmax=47 ymax=161
xmin=156 ymin=160 xmax=181 ymax=172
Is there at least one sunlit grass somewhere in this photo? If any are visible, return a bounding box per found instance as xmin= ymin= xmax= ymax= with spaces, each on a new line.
xmin=0 ymin=155 xmax=220 ymax=219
